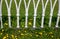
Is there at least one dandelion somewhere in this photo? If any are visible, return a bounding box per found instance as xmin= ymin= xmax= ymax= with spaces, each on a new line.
xmin=6 ymin=34 xmax=8 ymax=37
xmin=22 ymin=25 xmax=24 ymax=27
xmin=39 ymin=32 xmax=42 ymax=35
xmin=0 ymin=33 xmax=3 ymax=35
xmin=30 ymin=34 xmax=32 ymax=36
xmin=11 ymin=34 xmax=14 ymax=39
xmin=3 ymin=36 xmax=6 ymax=39
xmin=49 ymin=32 xmax=53 ymax=34
xmin=16 ymin=38 xmax=18 ymax=39
xmin=4 ymin=23 xmax=8 ymax=26
xmin=51 ymin=35 xmax=54 ymax=38
xmin=24 ymin=31 xmax=26 ymax=33
xmin=28 ymin=22 xmax=32 ymax=25
xmin=21 ymin=33 xmax=24 ymax=36
xmin=36 ymin=35 xmax=39 ymax=37
xmin=2 ymin=29 xmax=4 ymax=32
xmin=45 ymin=33 xmax=47 ymax=35
xmin=18 ymin=30 xmax=20 ymax=33
xmin=15 ymin=36 xmax=17 ymax=38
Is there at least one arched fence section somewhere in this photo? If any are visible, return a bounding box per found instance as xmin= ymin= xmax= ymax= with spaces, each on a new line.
xmin=0 ymin=0 xmax=60 ymax=29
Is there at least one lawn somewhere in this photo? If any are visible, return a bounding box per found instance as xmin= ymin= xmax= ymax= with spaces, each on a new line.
xmin=0 ymin=0 xmax=60 ymax=39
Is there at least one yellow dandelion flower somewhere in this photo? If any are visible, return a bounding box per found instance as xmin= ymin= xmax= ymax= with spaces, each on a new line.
xmin=39 ymin=32 xmax=42 ymax=35
xmin=0 ymin=33 xmax=3 ymax=35
xmin=49 ymin=32 xmax=53 ymax=34
xmin=18 ymin=30 xmax=20 ymax=33
xmin=5 ymin=23 xmax=8 ymax=25
xmin=51 ymin=35 xmax=54 ymax=38
xmin=45 ymin=33 xmax=47 ymax=35
xmin=36 ymin=35 xmax=39 ymax=37
xmin=16 ymin=38 xmax=18 ymax=39
xmin=29 ymin=22 xmax=32 ymax=25
xmin=7 ymin=36 xmax=8 ymax=37
xmin=3 ymin=36 xmax=6 ymax=39
xmin=22 ymin=25 xmax=24 ymax=27
xmin=6 ymin=34 xmax=8 ymax=37
xmin=11 ymin=34 xmax=15 ymax=39
xmin=2 ymin=29 xmax=4 ymax=32
xmin=11 ymin=34 xmax=14 ymax=38
xmin=30 ymin=34 xmax=32 ymax=36
xmin=15 ymin=36 xmax=17 ymax=38
xmin=21 ymin=33 xmax=24 ymax=36
xmin=24 ymin=31 xmax=26 ymax=33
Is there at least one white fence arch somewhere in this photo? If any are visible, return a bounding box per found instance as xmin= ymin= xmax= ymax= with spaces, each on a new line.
xmin=0 ymin=0 xmax=60 ymax=29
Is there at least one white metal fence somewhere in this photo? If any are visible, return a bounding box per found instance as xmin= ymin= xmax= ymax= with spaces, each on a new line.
xmin=0 ymin=0 xmax=60 ymax=29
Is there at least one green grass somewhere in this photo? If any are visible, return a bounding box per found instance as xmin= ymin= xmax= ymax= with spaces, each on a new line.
xmin=0 ymin=0 xmax=60 ymax=39
xmin=0 ymin=28 xmax=60 ymax=39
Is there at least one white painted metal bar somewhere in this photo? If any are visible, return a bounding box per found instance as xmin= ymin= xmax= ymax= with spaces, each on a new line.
xmin=49 ymin=0 xmax=57 ymax=27
xmin=41 ymin=0 xmax=49 ymax=28
xmin=0 ymin=0 xmax=3 ymax=28
xmin=33 ymin=0 xmax=40 ymax=28
xmin=55 ymin=0 xmax=60 ymax=27
xmin=14 ymin=0 xmax=22 ymax=28
xmin=24 ymin=0 xmax=31 ymax=28
xmin=5 ymin=0 xmax=12 ymax=28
